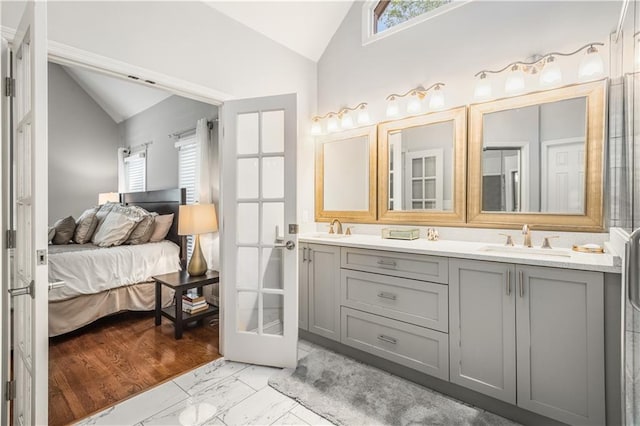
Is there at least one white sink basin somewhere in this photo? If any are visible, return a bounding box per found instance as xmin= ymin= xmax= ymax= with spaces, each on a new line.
xmin=308 ymin=233 xmax=350 ymax=239
xmin=478 ymin=244 xmax=571 ymax=258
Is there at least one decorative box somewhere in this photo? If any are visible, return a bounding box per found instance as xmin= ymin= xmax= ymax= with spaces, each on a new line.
xmin=381 ymin=228 xmax=420 ymax=240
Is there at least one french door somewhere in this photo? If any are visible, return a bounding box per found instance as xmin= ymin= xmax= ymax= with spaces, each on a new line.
xmin=221 ymin=94 xmax=298 ymax=368
xmin=1 ymin=2 xmax=49 ymax=425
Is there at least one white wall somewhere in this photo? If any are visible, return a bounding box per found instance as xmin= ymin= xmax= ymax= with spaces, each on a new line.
xmin=318 ymin=1 xmax=618 ymax=123
xmin=2 ymin=0 xmax=318 ymax=229
xmin=119 ymin=95 xmax=218 ymax=192
xmin=48 ymin=62 xmax=120 ymax=223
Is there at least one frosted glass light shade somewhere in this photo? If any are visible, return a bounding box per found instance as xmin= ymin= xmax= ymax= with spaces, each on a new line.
xmin=505 ymin=68 xmax=525 ymax=94
xmin=406 ymin=96 xmax=423 ymax=114
xmin=386 ymin=99 xmax=399 ymax=118
xmin=310 ymin=121 xmax=322 ymax=135
xmin=578 ymin=49 xmax=604 ymax=80
xmin=327 ymin=116 xmax=338 ymax=132
xmin=98 ymin=192 xmax=119 ymax=205
xmin=428 ymin=88 xmax=445 ymax=110
xmin=357 ymin=108 xmax=370 ymax=125
xmin=178 ymin=204 xmax=218 ymax=235
xmin=474 ymin=77 xmax=492 ymax=100
xmin=539 ymin=59 xmax=562 ymax=87
xmin=340 ymin=112 xmax=354 ymax=129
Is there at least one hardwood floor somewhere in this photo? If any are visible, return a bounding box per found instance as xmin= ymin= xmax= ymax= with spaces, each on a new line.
xmin=48 ymin=311 xmax=221 ymax=426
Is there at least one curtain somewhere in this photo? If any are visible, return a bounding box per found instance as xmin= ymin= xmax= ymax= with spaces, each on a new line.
xmin=195 ymin=118 xmax=220 ymax=305
xmin=117 ymin=147 xmax=129 ymax=193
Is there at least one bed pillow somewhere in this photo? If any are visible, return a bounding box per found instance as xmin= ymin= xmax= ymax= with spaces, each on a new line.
xmin=73 ymin=208 xmax=99 ymax=244
xmin=48 ymin=227 xmax=56 ymax=244
xmin=91 ymin=202 xmax=120 ymax=243
xmin=92 ymin=205 xmax=145 ymax=247
xmin=125 ymin=211 xmax=157 ymax=245
xmin=149 ymin=213 xmax=174 ymax=242
xmin=52 ymin=216 xmax=76 ymax=245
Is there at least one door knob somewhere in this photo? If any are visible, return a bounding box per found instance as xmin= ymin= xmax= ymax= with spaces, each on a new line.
xmin=274 ymin=240 xmax=296 ymax=250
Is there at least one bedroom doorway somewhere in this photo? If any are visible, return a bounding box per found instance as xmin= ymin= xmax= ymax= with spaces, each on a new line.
xmin=44 ymin=60 xmax=224 ymax=425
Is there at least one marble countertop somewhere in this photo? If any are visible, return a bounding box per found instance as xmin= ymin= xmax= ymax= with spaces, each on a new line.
xmin=299 ymin=233 xmax=622 ymax=274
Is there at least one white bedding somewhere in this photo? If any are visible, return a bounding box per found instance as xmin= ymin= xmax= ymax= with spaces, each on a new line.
xmin=48 ymin=240 xmax=181 ymax=302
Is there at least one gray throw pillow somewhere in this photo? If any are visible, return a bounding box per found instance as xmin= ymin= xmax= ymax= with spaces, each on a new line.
xmin=91 ymin=202 xmax=120 ymax=243
xmin=125 ymin=212 xmax=156 ymax=245
xmin=52 ymin=216 xmax=76 ymax=245
xmin=92 ymin=205 xmax=145 ymax=247
xmin=48 ymin=227 xmax=56 ymax=244
xmin=73 ymin=208 xmax=98 ymax=244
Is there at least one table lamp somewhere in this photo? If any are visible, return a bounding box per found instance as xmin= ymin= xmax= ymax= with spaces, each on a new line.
xmin=98 ymin=192 xmax=119 ymax=205
xmin=178 ymin=203 xmax=218 ymax=276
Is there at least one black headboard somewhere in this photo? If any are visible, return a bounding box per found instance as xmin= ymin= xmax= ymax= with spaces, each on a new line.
xmin=120 ymin=188 xmax=187 ymax=268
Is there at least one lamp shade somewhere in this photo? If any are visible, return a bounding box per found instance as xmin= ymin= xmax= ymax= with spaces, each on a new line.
xmin=178 ymin=204 xmax=218 ymax=235
xmin=98 ymin=192 xmax=119 ymax=205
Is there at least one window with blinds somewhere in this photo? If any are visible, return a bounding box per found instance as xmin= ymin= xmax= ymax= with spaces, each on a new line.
xmin=124 ymin=152 xmax=146 ymax=192
xmin=177 ymin=136 xmax=197 ymax=258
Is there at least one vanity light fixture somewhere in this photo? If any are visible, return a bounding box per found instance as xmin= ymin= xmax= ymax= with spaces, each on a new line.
xmin=310 ymin=103 xmax=370 ymax=135
xmin=473 ymin=42 xmax=604 ymax=100
xmin=385 ymin=83 xmax=446 ymax=118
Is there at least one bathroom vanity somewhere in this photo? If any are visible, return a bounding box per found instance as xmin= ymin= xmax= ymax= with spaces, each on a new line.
xmin=298 ymin=234 xmax=621 ymax=426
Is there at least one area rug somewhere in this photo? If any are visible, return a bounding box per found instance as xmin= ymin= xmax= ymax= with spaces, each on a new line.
xmin=269 ymin=347 xmax=520 ymax=426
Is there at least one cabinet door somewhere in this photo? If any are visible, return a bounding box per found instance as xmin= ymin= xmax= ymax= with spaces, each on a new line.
xmin=308 ymin=244 xmax=341 ymax=340
xmin=298 ymin=244 xmax=309 ymax=331
xmin=516 ymin=265 xmax=604 ymax=426
xmin=449 ymin=259 xmax=516 ymax=404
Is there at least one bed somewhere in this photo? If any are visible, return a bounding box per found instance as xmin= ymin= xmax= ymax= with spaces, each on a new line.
xmin=48 ymin=188 xmax=187 ymax=337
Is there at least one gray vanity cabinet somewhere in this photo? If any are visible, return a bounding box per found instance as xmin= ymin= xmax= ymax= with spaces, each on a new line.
xmin=516 ymin=265 xmax=604 ymax=426
xmin=301 ymin=243 xmax=341 ymax=341
xmin=449 ymin=259 xmax=516 ymax=404
xmin=450 ymin=260 xmax=605 ymax=426
xmin=298 ymin=245 xmax=309 ymax=330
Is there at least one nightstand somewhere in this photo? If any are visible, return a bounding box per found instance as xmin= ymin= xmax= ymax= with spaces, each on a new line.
xmin=153 ymin=270 xmax=220 ymax=339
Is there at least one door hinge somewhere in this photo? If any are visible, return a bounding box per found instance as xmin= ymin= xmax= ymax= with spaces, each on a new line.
xmin=6 ymin=229 xmax=15 ymax=249
xmin=37 ymin=249 xmax=47 ymax=265
xmin=4 ymin=77 xmax=15 ymax=98
xmin=4 ymin=380 xmax=15 ymax=401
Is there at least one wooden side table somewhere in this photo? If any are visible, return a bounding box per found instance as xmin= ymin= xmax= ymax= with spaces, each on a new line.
xmin=153 ymin=270 xmax=220 ymax=339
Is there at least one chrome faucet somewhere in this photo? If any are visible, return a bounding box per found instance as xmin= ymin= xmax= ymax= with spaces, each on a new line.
xmin=522 ymin=224 xmax=532 ymax=248
xmin=330 ymin=218 xmax=343 ymax=234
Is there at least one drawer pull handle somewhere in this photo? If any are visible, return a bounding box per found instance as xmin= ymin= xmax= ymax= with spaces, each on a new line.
xmin=377 ymin=334 xmax=397 ymax=344
xmin=519 ymin=270 xmax=524 ymax=298
xmin=377 ymin=291 xmax=397 ymax=301
xmin=506 ymin=269 xmax=511 ymax=296
xmin=377 ymin=259 xmax=397 ymax=268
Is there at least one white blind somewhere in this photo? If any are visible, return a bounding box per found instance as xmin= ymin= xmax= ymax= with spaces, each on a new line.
xmin=125 ymin=152 xmax=146 ymax=193
xmin=177 ymin=137 xmax=197 ymax=258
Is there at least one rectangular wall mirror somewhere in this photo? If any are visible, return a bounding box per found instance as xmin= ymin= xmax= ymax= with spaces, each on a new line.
xmin=315 ymin=125 xmax=377 ymax=222
xmin=468 ymin=80 xmax=606 ymax=231
xmin=378 ymin=107 xmax=467 ymax=225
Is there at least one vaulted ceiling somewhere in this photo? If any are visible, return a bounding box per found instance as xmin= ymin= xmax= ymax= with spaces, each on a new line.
xmin=204 ymin=1 xmax=355 ymax=61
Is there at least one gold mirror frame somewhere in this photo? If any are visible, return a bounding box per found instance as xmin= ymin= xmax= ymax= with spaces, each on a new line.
xmin=315 ymin=125 xmax=378 ymax=223
xmin=467 ymin=79 xmax=606 ymax=232
xmin=378 ymin=106 xmax=467 ymax=225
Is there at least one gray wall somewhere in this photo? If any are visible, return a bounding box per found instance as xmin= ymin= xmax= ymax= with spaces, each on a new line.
xmin=119 ymin=96 xmax=218 ymax=191
xmin=48 ymin=62 xmax=120 ymax=223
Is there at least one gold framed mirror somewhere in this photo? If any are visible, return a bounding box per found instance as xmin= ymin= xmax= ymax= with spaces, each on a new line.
xmin=315 ymin=125 xmax=377 ymax=222
xmin=377 ymin=107 xmax=467 ymax=225
xmin=467 ymin=79 xmax=606 ymax=232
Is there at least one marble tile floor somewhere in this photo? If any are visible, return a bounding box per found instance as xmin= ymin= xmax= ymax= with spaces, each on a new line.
xmin=76 ymin=340 xmax=332 ymax=426
xmin=76 ymin=339 xmax=510 ymax=426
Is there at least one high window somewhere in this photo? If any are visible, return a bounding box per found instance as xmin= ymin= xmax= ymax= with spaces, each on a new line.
xmin=374 ymin=0 xmax=452 ymax=34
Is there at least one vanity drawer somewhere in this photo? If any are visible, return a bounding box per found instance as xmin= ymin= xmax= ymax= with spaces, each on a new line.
xmin=341 ymin=307 xmax=449 ymax=380
xmin=341 ymin=247 xmax=448 ymax=283
xmin=341 ymin=269 xmax=448 ymax=332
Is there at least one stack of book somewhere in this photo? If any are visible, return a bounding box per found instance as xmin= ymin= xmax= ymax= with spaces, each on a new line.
xmin=182 ymin=294 xmax=208 ymax=315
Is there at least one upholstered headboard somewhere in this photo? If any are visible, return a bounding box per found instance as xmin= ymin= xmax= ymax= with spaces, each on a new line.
xmin=120 ymin=188 xmax=187 ymax=268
